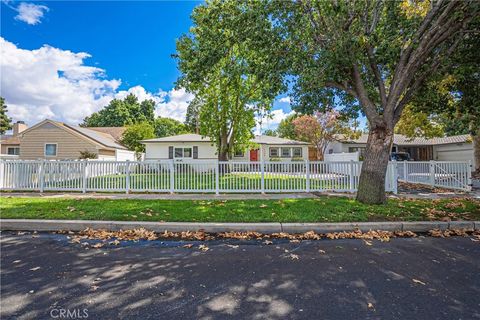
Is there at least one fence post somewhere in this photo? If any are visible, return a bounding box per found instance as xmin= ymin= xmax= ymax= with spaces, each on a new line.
xmin=392 ymin=161 xmax=398 ymax=194
xmin=82 ymin=160 xmax=87 ymax=193
xmin=169 ymin=160 xmax=175 ymax=194
xmin=215 ymin=161 xmax=220 ymax=195
xmin=467 ymin=160 xmax=472 ymax=191
xmin=125 ymin=160 xmax=130 ymax=194
xmin=305 ymin=160 xmax=310 ymax=192
xmin=39 ymin=160 xmax=45 ymax=192
xmin=403 ymin=161 xmax=407 ymax=181
xmin=429 ymin=160 xmax=435 ymax=187
xmin=260 ymin=159 xmax=265 ymax=194
xmin=349 ymin=160 xmax=355 ymax=192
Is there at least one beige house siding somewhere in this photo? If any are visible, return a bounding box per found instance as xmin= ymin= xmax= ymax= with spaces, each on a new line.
xmin=1 ymin=144 xmax=20 ymax=155
xmin=19 ymin=123 xmax=101 ymax=160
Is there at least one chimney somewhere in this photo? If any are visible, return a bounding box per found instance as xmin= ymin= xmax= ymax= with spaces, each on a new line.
xmin=13 ymin=121 xmax=28 ymax=135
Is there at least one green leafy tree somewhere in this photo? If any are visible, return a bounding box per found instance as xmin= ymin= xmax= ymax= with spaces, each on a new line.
xmin=82 ymin=94 xmax=155 ymax=127
xmin=185 ymin=97 xmax=202 ymax=134
xmin=175 ymin=0 xmax=285 ymax=160
xmin=395 ymin=105 xmax=445 ymax=139
xmin=276 ymin=114 xmax=298 ymax=140
xmin=120 ymin=122 xmax=155 ymax=153
xmin=0 ymin=97 xmax=12 ymax=134
xmin=263 ymin=129 xmax=277 ymax=137
xmin=266 ymin=0 xmax=477 ymax=203
xmin=405 ymin=16 xmax=480 ymax=172
xmin=154 ymin=117 xmax=187 ymax=138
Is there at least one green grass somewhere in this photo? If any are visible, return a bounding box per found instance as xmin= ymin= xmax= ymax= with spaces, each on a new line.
xmin=49 ymin=172 xmax=343 ymax=191
xmin=1 ymin=197 xmax=478 ymax=223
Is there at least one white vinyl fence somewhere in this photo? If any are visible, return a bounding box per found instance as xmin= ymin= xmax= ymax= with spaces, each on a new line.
xmin=396 ymin=161 xmax=472 ymax=191
xmin=0 ymin=159 xmax=400 ymax=194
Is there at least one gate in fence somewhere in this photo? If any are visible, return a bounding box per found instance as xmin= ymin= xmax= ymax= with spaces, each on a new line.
xmin=0 ymin=159 xmax=400 ymax=194
xmin=396 ymin=161 xmax=472 ymax=191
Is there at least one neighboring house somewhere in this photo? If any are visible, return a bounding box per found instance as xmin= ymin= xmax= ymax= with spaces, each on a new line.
xmin=11 ymin=119 xmax=135 ymax=161
xmin=142 ymin=134 xmax=310 ymax=162
xmin=327 ymin=133 xmax=475 ymax=169
xmin=0 ymin=121 xmax=27 ymax=158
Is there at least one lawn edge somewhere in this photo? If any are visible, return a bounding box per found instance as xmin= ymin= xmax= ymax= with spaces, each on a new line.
xmin=1 ymin=219 xmax=478 ymax=234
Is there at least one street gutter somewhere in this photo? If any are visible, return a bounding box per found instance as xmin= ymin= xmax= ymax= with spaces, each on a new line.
xmin=1 ymin=219 xmax=478 ymax=234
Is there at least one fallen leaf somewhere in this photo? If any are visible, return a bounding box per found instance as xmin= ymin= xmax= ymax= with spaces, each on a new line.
xmin=263 ymin=240 xmax=273 ymax=245
xmin=363 ymin=240 xmax=373 ymax=246
xmin=183 ymin=244 xmax=193 ymax=248
xmin=226 ymin=244 xmax=239 ymax=249
xmin=29 ymin=267 xmax=41 ymax=271
xmin=412 ymin=279 xmax=426 ymax=285
xmin=259 ymin=204 xmax=268 ymax=208
xmin=318 ymin=250 xmax=326 ymax=254
xmin=92 ymin=243 xmax=104 ymax=249
xmin=367 ymin=302 xmax=374 ymax=309
xmin=289 ymin=254 xmax=299 ymax=260
xmin=13 ymin=260 xmax=21 ymax=264
xmin=198 ymin=244 xmax=209 ymax=252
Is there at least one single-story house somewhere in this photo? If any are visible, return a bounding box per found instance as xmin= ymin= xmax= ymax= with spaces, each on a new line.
xmin=142 ymin=134 xmax=310 ymax=162
xmin=0 ymin=121 xmax=27 ymax=158
xmin=327 ymin=133 xmax=475 ymax=168
xmin=8 ymin=119 xmax=135 ymax=161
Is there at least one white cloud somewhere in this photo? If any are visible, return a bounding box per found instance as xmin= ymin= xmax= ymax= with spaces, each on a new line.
xmin=14 ymin=2 xmax=49 ymax=25
xmin=255 ymin=108 xmax=294 ymax=135
xmin=0 ymin=37 xmax=193 ymax=127
xmin=278 ymin=96 xmax=291 ymax=104
xmin=155 ymin=88 xmax=195 ymax=121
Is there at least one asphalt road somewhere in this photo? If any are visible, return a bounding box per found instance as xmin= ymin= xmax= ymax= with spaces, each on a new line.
xmin=1 ymin=232 xmax=479 ymax=320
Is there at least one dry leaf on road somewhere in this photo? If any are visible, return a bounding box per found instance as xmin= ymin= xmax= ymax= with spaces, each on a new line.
xmin=412 ymin=279 xmax=426 ymax=285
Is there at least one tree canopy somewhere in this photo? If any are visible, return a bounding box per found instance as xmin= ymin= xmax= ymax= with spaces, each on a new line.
xmin=82 ymin=94 xmax=155 ymax=127
xmin=120 ymin=122 xmax=155 ymax=153
xmin=0 ymin=97 xmax=12 ymax=134
xmin=175 ymin=0 xmax=285 ymax=160
xmin=265 ymin=0 xmax=478 ymax=203
xmin=154 ymin=117 xmax=187 ymax=138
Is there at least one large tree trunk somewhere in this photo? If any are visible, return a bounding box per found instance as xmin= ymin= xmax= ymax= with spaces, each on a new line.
xmin=474 ymin=129 xmax=480 ymax=173
xmin=356 ymin=125 xmax=394 ymax=204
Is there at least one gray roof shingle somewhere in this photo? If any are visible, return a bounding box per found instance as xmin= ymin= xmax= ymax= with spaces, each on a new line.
xmin=340 ymin=133 xmax=471 ymax=146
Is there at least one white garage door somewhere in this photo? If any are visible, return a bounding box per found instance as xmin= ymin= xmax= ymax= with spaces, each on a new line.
xmin=436 ymin=149 xmax=473 ymax=162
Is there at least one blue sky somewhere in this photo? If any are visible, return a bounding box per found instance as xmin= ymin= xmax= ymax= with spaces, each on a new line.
xmin=0 ymin=1 xmax=302 ymax=131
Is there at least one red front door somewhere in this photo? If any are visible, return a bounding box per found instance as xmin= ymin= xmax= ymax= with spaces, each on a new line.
xmin=250 ymin=149 xmax=259 ymax=161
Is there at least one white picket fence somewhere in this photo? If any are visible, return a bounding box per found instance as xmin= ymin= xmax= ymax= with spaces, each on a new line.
xmin=396 ymin=161 xmax=472 ymax=191
xmin=0 ymin=159 xmax=399 ymax=194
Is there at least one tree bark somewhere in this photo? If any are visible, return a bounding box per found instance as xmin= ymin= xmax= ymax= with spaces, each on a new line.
xmin=356 ymin=125 xmax=394 ymax=204
xmin=474 ymin=129 xmax=480 ymax=173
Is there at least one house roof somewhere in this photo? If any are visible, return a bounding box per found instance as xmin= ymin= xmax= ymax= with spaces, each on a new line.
xmin=340 ymin=133 xmax=471 ymax=146
xmin=142 ymin=134 xmax=310 ymax=145
xmin=252 ymin=135 xmax=310 ymax=145
xmin=19 ymin=119 xmax=127 ymax=150
xmin=87 ymin=127 xmax=126 ymax=142
xmin=0 ymin=134 xmax=20 ymax=145
xmin=142 ymin=134 xmax=211 ymax=143
xmin=65 ymin=125 xmax=127 ymax=149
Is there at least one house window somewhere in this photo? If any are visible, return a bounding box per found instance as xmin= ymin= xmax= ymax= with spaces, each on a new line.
xmin=234 ymin=149 xmax=244 ymax=157
xmin=174 ymin=147 xmax=192 ymax=158
xmin=281 ymin=147 xmax=291 ymax=158
xmin=269 ymin=147 xmax=279 ymax=157
xmin=292 ymin=147 xmax=302 ymax=157
xmin=45 ymin=144 xmax=57 ymax=156
xmin=7 ymin=147 xmax=20 ymax=155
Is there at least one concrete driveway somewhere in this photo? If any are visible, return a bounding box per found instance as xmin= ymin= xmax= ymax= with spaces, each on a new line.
xmin=1 ymin=232 xmax=479 ymax=319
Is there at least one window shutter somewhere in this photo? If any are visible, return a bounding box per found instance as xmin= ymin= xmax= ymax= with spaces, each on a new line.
xmin=193 ymin=146 xmax=198 ymax=159
xmin=168 ymin=146 xmax=174 ymax=159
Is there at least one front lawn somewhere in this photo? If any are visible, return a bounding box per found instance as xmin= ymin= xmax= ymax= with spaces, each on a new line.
xmin=1 ymin=197 xmax=478 ymax=223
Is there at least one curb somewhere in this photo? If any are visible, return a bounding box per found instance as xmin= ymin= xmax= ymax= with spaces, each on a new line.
xmin=1 ymin=219 xmax=478 ymax=234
